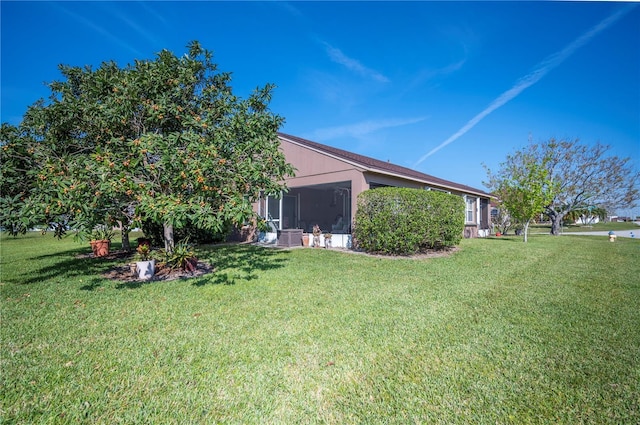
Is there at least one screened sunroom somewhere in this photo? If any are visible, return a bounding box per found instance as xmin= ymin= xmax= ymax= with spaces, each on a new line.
xmin=257 ymin=181 xmax=353 ymax=247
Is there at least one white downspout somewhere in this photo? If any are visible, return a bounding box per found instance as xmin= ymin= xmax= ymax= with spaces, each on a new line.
xmin=278 ymin=194 xmax=283 ymax=230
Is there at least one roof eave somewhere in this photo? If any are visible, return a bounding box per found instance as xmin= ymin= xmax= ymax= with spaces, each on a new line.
xmin=278 ymin=133 xmax=493 ymax=199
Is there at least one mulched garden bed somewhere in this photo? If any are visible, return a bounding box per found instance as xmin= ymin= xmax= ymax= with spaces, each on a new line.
xmin=77 ymin=250 xmax=215 ymax=282
xmin=102 ymin=261 xmax=215 ymax=282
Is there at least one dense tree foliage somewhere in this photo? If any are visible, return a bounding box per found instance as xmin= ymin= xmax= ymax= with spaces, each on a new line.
xmin=0 ymin=124 xmax=39 ymax=235
xmin=486 ymin=138 xmax=639 ymax=236
xmin=354 ymin=188 xmax=464 ymax=255
xmin=0 ymin=41 xmax=294 ymax=251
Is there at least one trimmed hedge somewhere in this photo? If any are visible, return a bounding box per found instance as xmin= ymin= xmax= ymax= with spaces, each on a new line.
xmin=353 ymin=187 xmax=465 ymax=255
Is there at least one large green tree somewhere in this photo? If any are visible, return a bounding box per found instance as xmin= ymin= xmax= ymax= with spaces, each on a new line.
xmin=487 ymin=138 xmax=639 ymax=236
xmin=1 ymin=41 xmax=294 ymax=251
xmin=485 ymin=150 xmax=555 ymax=242
xmin=541 ymin=139 xmax=638 ymax=234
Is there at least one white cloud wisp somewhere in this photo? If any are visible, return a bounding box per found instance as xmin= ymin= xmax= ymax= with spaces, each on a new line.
xmin=310 ymin=116 xmax=427 ymax=141
xmin=322 ymin=42 xmax=390 ymax=83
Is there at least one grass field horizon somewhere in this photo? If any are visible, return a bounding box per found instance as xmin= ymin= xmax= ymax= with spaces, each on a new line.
xmin=1 ymin=232 xmax=639 ymax=423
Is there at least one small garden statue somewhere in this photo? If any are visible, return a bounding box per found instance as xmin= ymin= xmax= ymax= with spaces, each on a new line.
xmin=324 ymin=232 xmax=332 ymax=249
xmin=312 ymin=224 xmax=322 ymax=248
xmin=608 ymin=231 xmax=617 ymax=242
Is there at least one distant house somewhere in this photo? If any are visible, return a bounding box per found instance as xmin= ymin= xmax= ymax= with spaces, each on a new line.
xmin=608 ymin=216 xmax=632 ymax=223
xmin=256 ymin=133 xmax=493 ymax=247
xmin=574 ymin=215 xmax=600 ymax=225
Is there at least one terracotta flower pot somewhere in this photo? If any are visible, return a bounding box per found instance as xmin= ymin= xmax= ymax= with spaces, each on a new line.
xmin=90 ymin=240 xmax=110 ymax=257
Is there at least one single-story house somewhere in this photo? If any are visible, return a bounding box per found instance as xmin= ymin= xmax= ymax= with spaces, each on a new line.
xmin=256 ymin=132 xmax=493 ymax=247
xmin=574 ymin=215 xmax=601 ymax=225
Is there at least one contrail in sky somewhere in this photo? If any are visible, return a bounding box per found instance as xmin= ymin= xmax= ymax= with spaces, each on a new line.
xmin=413 ymin=4 xmax=636 ymax=168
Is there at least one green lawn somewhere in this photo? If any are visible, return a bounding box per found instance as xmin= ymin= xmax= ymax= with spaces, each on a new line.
xmin=1 ymin=232 xmax=639 ymax=424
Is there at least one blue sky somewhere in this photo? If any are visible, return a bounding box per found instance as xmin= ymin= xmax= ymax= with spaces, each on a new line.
xmin=2 ymin=1 xmax=639 ymax=213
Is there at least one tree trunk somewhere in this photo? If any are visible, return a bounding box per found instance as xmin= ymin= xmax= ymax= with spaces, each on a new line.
xmin=163 ymin=223 xmax=175 ymax=253
xmin=121 ymin=226 xmax=131 ymax=252
xmin=549 ymin=213 xmax=563 ymax=236
xmin=523 ymin=221 xmax=530 ymax=243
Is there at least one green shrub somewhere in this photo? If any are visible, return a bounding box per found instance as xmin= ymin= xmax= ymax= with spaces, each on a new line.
xmin=353 ymin=187 xmax=464 ymax=255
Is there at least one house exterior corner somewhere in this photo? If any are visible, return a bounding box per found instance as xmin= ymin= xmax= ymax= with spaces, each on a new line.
xmin=252 ymin=133 xmax=493 ymax=246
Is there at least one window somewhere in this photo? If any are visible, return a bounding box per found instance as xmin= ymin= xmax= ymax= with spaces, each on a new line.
xmin=465 ymin=196 xmax=476 ymax=223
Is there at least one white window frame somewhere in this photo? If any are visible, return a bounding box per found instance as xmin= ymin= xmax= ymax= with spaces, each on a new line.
xmin=465 ymin=196 xmax=477 ymax=224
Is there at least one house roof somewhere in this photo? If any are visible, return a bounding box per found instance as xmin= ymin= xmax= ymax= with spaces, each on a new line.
xmin=277 ymin=132 xmax=493 ymax=198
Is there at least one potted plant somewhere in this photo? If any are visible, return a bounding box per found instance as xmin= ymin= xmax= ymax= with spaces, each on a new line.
xmin=302 ymin=232 xmax=310 ymax=247
xmin=137 ymin=237 xmax=151 ymax=249
xmin=90 ymin=225 xmax=114 ymax=257
xmin=324 ymin=232 xmax=332 ymax=249
xmin=165 ymin=240 xmax=198 ymax=272
xmin=135 ymin=244 xmax=155 ymax=280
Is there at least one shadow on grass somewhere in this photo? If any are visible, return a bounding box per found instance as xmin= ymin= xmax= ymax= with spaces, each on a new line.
xmin=11 ymin=253 xmax=119 ymax=287
xmin=192 ymin=244 xmax=291 ymax=286
xmin=80 ymin=280 xmax=106 ymax=291
xmin=9 ymin=243 xmax=134 ymax=290
xmin=7 ymin=240 xmax=289 ymax=289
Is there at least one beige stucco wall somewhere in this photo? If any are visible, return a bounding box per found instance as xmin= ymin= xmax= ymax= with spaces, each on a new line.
xmin=280 ymin=140 xmax=367 ymax=224
xmin=281 ymin=141 xmax=361 ymax=182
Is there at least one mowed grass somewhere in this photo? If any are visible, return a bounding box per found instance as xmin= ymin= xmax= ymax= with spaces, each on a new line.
xmin=531 ymin=221 xmax=639 ymax=233
xmin=1 ymin=232 xmax=639 ymax=424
